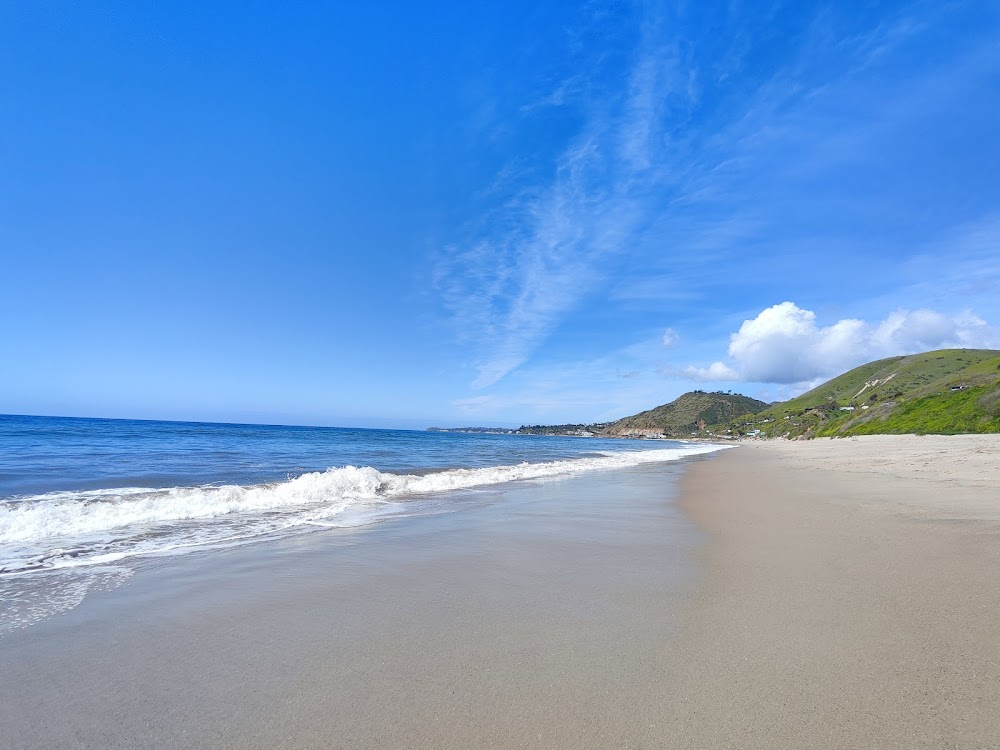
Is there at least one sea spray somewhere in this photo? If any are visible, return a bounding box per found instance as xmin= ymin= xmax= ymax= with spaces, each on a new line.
xmin=1 ymin=444 xmax=728 ymax=576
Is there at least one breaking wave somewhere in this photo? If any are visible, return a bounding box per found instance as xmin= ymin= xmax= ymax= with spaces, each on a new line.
xmin=0 ymin=443 xmax=728 ymax=576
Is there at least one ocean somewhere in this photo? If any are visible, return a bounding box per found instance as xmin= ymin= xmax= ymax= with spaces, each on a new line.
xmin=0 ymin=414 xmax=726 ymax=632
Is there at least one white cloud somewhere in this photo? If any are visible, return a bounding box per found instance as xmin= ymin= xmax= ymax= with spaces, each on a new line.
xmin=689 ymin=301 xmax=1000 ymax=384
xmin=434 ymin=9 xmax=701 ymax=390
xmin=435 ymin=5 xmax=1000 ymax=392
xmin=684 ymin=361 xmax=739 ymax=381
xmin=453 ymin=395 xmax=498 ymax=413
xmin=662 ymin=328 xmax=680 ymax=348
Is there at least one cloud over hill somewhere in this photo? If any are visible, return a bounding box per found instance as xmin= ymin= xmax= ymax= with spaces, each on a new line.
xmin=687 ymin=302 xmax=1000 ymax=385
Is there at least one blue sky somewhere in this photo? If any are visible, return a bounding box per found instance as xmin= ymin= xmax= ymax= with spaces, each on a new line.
xmin=2 ymin=1 xmax=1000 ymax=427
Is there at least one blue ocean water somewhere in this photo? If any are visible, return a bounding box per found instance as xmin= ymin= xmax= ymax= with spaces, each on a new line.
xmin=1 ymin=414 xmax=677 ymax=498
xmin=0 ymin=414 xmax=727 ymax=631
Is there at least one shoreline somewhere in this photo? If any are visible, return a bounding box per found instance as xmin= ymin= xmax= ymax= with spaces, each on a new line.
xmin=0 ymin=458 xmax=705 ymax=749
xmin=0 ymin=438 xmax=725 ymax=590
xmin=2 ymin=436 xmax=997 ymax=747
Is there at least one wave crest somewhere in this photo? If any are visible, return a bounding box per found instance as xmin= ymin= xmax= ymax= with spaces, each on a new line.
xmin=0 ymin=443 xmax=729 ymax=573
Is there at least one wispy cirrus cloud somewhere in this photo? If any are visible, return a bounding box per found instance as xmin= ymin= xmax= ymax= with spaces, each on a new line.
xmin=901 ymin=214 xmax=1000 ymax=305
xmin=433 ymin=0 xmax=1000 ymax=404
xmin=434 ymin=7 xmax=697 ymax=388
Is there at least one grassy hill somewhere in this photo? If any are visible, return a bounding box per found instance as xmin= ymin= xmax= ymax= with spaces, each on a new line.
xmin=605 ymin=390 xmax=770 ymax=437
xmin=748 ymin=348 xmax=1000 ymax=438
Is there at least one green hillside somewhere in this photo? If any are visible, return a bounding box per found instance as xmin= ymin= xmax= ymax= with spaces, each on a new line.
xmin=605 ymin=390 xmax=770 ymax=437
xmin=748 ymin=348 xmax=1000 ymax=438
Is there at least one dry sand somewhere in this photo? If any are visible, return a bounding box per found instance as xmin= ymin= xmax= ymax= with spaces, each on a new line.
xmin=667 ymin=434 xmax=1000 ymax=749
xmin=1 ymin=435 xmax=998 ymax=749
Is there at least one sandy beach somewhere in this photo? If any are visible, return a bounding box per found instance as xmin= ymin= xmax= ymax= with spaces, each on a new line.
xmin=0 ymin=461 xmax=701 ymax=749
xmin=668 ymin=434 xmax=1000 ymax=748
xmin=2 ymin=435 xmax=999 ymax=748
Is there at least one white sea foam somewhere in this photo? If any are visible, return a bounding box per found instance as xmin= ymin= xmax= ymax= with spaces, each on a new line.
xmin=0 ymin=443 xmax=728 ymax=577
xmin=0 ymin=566 xmax=133 ymax=635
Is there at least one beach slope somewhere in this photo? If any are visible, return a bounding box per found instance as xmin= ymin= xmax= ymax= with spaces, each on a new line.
xmin=669 ymin=434 xmax=1000 ymax=748
xmin=1 ymin=436 xmax=997 ymax=748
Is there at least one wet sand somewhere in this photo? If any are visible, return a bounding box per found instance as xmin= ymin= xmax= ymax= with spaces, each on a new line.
xmin=0 ymin=461 xmax=702 ymax=750
xmin=2 ymin=436 xmax=999 ymax=749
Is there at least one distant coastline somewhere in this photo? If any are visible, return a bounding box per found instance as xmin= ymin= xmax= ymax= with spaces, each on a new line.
xmin=434 ymin=348 xmax=1000 ymax=441
xmin=427 ymin=423 xmax=613 ymax=437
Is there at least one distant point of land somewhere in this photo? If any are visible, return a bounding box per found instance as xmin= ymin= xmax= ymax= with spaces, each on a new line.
xmin=431 ymin=348 xmax=1000 ymax=440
